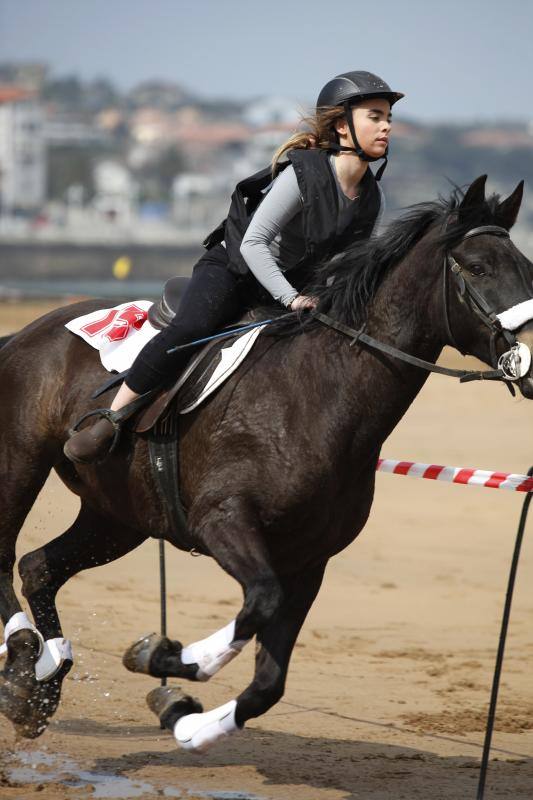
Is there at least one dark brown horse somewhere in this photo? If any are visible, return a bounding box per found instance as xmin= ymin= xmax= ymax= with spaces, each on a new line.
xmin=0 ymin=175 xmax=531 ymax=750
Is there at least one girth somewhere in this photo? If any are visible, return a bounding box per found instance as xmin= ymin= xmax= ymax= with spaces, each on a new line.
xmin=147 ymin=408 xmax=198 ymax=553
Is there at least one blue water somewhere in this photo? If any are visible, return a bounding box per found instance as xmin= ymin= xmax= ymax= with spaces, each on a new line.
xmin=7 ymin=749 xmax=264 ymax=799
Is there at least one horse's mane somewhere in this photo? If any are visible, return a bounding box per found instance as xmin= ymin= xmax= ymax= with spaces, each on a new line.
xmin=265 ymin=186 xmax=503 ymax=335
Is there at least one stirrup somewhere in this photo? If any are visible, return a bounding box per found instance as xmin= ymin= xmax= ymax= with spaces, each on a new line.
xmin=68 ymin=388 xmax=159 ymax=457
xmin=68 ymin=407 xmax=123 ymax=457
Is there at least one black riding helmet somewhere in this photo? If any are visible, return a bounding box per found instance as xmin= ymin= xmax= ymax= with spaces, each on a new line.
xmin=317 ymin=71 xmax=404 ymax=179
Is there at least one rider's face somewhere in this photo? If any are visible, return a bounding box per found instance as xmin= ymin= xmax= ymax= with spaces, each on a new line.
xmin=336 ymin=98 xmax=392 ymax=159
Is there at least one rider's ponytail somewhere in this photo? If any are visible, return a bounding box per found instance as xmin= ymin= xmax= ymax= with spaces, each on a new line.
xmin=271 ymin=106 xmax=346 ymax=175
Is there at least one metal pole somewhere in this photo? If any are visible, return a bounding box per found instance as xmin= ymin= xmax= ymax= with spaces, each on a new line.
xmin=476 ymin=466 xmax=533 ymax=799
xmin=158 ymin=538 xmax=167 ymax=689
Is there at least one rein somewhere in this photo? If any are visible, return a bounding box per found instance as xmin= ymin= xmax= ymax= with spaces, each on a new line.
xmin=316 ymin=224 xmax=531 ymax=387
xmin=314 ymin=311 xmax=505 ymax=383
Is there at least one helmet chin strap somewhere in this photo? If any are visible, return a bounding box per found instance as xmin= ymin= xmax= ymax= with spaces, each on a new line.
xmin=340 ymin=100 xmax=388 ymax=181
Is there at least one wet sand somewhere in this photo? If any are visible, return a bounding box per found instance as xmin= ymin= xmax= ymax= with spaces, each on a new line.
xmin=0 ymin=301 xmax=532 ymax=799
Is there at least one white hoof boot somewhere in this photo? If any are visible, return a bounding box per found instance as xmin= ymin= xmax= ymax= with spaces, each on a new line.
xmin=35 ymin=638 xmax=73 ymax=682
xmin=180 ymin=620 xmax=249 ymax=681
xmin=174 ymin=699 xmax=240 ymax=753
xmin=0 ymin=611 xmax=44 ymax=658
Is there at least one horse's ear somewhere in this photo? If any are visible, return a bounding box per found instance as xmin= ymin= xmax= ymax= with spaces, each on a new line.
xmin=495 ymin=180 xmax=524 ymax=230
xmin=458 ymin=175 xmax=487 ymax=226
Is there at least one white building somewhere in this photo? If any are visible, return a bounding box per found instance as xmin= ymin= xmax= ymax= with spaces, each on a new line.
xmin=172 ymin=172 xmax=230 ymax=235
xmin=0 ymin=86 xmax=46 ymax=213
xmin=92 ymin=159 xmax=137 ymax=224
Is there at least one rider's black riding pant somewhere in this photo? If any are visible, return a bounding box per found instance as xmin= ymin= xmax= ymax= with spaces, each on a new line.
xmin=125 ymin=245 xmax=249 ymax=395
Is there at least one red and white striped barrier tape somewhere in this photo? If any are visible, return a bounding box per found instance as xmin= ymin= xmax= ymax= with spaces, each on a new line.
xmin=377 ymin=459 xmax=533 ymax=493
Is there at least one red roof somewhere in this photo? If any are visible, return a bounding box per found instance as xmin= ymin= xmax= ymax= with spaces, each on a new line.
xmin=0 ymin=85 xmax=35 ymax=105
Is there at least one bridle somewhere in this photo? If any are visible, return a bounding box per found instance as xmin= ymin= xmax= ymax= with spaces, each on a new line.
xmin=443 ymin=225 xmax=526 ymax=369
xmin=316 ymin=224 xmax=533 ymax=387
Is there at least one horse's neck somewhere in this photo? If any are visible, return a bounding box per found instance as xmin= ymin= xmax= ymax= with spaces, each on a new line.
xmin=324 ymin=239 xmax=446 ymax=449
xmin=368 ymin=237 xmax=444 ymax=361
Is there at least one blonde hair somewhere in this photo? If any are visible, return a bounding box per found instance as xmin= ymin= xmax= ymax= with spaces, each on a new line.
xmin=271 ymin=107 xmax=346 ymax=175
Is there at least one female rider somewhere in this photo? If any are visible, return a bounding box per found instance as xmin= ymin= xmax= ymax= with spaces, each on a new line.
xmin=64 ymin=70 xmax=404 ymax=464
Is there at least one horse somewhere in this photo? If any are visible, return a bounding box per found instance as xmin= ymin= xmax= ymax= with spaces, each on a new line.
xmin=0 ymin=174 xmax=532 ymax=751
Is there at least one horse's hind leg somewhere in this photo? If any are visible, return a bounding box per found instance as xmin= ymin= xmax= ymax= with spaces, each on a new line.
xmin=152 ymin=562 xmax=326 ymax=752
xmin=15 ymin=503 xmax=147 ymax=734
xmin=19 ymin=503 xmax=147 ymax=640
xmin=0 ymin=440 xmax=57 ymax=737
xmin=124 ymin=496 xmax=284 ymax=682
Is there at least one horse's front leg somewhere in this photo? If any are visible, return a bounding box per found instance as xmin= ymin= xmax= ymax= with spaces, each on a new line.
xmin=148 ymin=561 xmax=327 ymax=752
xmin=124 ymin=495 xmax=284 ymax=682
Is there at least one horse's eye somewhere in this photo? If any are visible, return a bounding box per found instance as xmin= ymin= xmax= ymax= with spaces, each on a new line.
xmin=469 ymin=264 xmax=485 ymax=277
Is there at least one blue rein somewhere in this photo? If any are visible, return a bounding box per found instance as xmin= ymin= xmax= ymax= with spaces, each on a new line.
xmin=165 ymin=312 xmax=296 ymax=355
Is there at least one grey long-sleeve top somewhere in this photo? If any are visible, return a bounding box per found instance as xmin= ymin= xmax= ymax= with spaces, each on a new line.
xmin=239 ymin=156 xmax=384 ymax=307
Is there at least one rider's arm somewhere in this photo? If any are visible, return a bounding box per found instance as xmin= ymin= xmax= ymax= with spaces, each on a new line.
xmin=240 ymin=165 xmax=303 ymax=308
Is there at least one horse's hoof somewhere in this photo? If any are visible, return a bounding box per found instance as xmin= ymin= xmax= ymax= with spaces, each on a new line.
xmin=174 ymin=699 xmax=239 ymax=754
xmin=146 ymin=686 xmax=202 ymax=729
xmin=0 ymin=676 xmax=45 ymax=738
xmin=123 ymin=633 xmax=164 ymax=674
xmin=13 ymin=716 xmax=49 ymax=740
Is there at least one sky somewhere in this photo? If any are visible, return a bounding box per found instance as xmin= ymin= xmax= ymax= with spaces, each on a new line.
xmin=1 ymin=0 xmax=531 ymax=123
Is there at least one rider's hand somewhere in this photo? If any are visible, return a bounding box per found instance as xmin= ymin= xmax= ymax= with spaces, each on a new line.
xmin=290 ymin=295 xmax=318 ymax=312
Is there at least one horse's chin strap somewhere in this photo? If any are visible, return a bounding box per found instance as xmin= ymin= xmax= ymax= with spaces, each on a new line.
xmin=326 ymin=100 xmax=389 ymax=181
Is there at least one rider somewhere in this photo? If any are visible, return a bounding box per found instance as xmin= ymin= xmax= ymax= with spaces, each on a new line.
xmin=64 ymin=71 xmax=404 ymax=464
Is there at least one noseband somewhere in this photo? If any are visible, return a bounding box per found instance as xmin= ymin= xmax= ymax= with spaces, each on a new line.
xmin=316 ymin=224 xmax=533 ymax=386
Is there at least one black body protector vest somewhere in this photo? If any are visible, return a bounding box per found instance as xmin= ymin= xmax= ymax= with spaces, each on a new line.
xmin=203 ymin=148 xmax=382 ymax=279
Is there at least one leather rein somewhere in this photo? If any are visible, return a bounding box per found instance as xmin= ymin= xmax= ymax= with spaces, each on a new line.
xmin=316 ymin=224 xmax=530 ymax=387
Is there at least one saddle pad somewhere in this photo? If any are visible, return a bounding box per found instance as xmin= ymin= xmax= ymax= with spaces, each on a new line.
xmin=66 ymin=300 xmax=266 ymax=415
xmin=65 ymin=301 xmax=158 ymax=373
xmin=178 ymin=326 xmax=263 ymax=414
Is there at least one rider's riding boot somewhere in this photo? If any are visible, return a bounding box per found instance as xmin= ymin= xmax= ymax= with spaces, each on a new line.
xmin=63 ymin=417 xmax=117 ymax=465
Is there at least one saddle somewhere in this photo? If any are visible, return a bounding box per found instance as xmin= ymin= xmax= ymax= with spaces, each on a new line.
xmin=91 ymin=277 xmax=263 ymax=433
xmin=147 ymin=276 xmax=189 ymax=331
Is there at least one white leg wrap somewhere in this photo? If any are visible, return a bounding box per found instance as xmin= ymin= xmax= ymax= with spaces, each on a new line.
xmin=0 ymin=615 xmax=72 ymax=681
xmin=0 ymin=612 xmax=44 ymax=658
xmin=35 ymin=638 xmax=73 ymax=682
xmin=180 ymin=619 xmax=249 ymax=681
xmin=174 ymin=699 xmax=239 ymax=753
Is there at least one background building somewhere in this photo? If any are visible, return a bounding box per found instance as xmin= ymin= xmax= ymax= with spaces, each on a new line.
xmin=0 ymin=85 xmax=46 ymax=214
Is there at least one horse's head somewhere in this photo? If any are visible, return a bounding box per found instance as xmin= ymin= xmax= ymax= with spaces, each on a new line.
xmin=444 ymin=175 xmax=533 ymax=398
